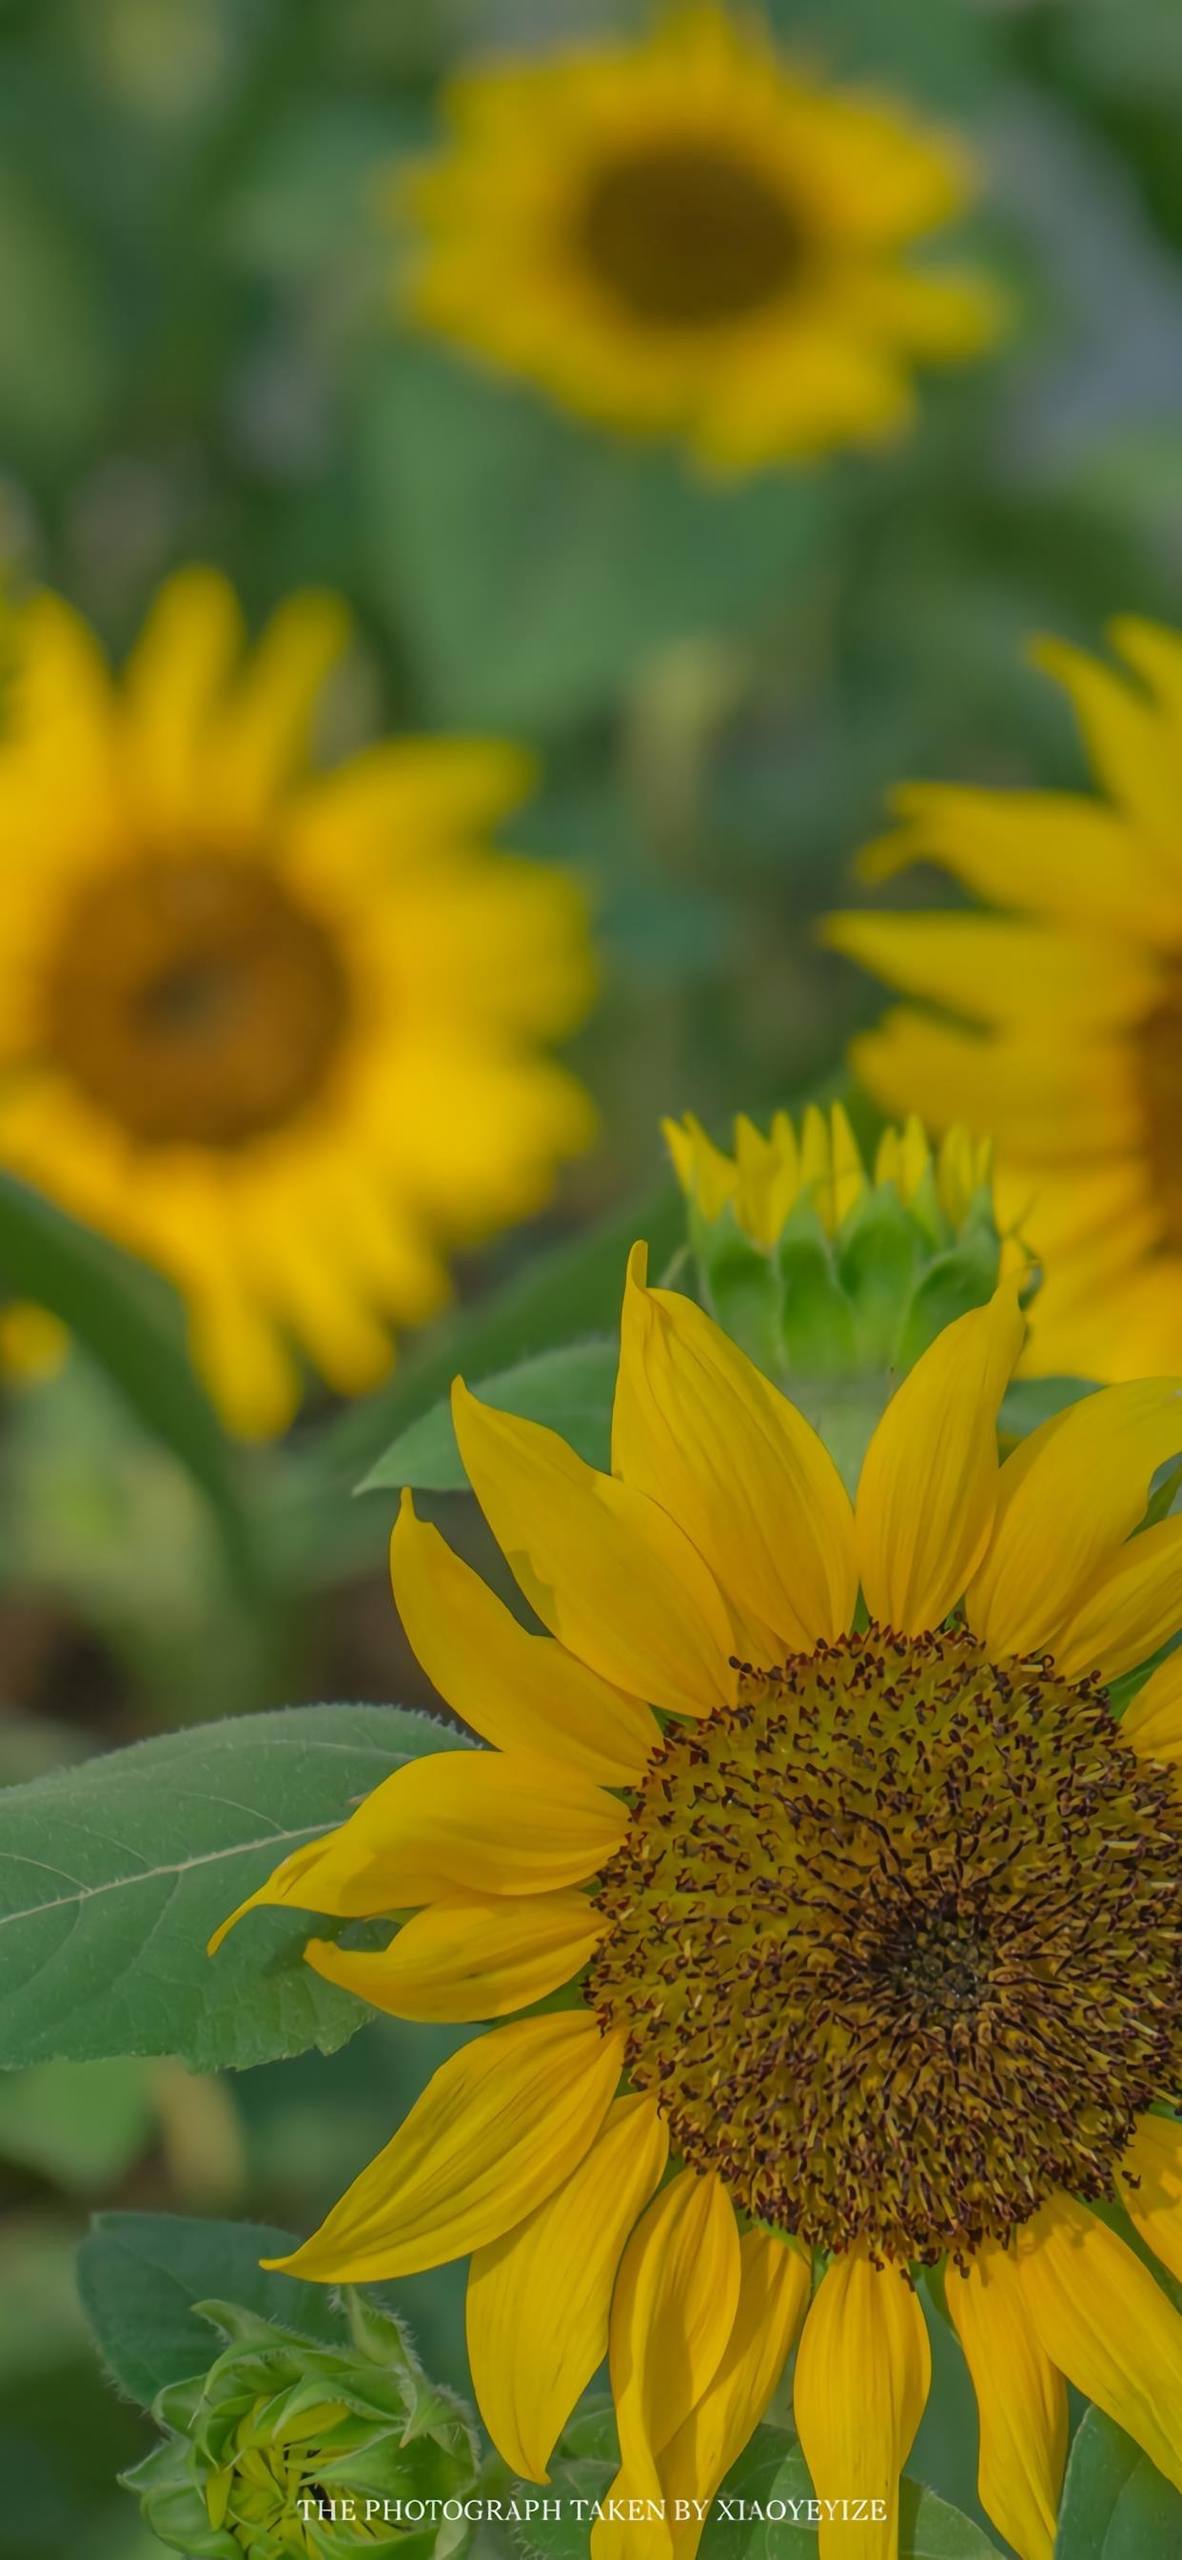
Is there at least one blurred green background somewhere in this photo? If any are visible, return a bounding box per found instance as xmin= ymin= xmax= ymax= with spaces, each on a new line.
xmin=1 ymin=1 xmax=1181 ymax=2551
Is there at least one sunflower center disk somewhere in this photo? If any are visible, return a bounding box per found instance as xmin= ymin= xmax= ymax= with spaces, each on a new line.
xmin=43 ymin=857 xmax=350 ymax=1148
xmin=579 ymin=141 xmax=801 ymax=327
xmin=1136 ymin=963 xmax=1182 ymax=1250
xmin=589 ymin=1625 xmax=1182 ymax=2265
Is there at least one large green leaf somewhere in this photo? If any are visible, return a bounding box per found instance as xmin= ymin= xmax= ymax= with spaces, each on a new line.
xmin=360 ymin=1338 xmax=617 ymax=1493
xmin=358 ymin=344 xmax=830 ymax=731
xmin=1055 ymin=2406 xmax=1182 ymax=2558
xmin=77 ymin=2214 xmax=343 ymax=2407
xmin=0 ymin=1704 xmax=465 ymax=2072
xmin=0 ymin=1172 xmax=261 ymax=1597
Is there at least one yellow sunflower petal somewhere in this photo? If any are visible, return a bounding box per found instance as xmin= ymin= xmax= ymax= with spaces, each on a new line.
xmin=207 ymin=1833 xmax=344 ymax=1957
xmin=793 ymin=2249 xmax=930 ymax=2560
xmin=823 ymin=910 xmax=1154 ymax=1030
xmin=5 ymin=591 xmax=119 ymax=821
xmin=1031 ymin=634 xmax=1181 ymax=846
xmin=304 ymin=1891 xmax=603 ymax=2023
xmin=662 ymin=2231 xmax=811 ymax=2560
xmin=208 ymin=588 xmax=352 ymax=827
xmin=856 ymin=783 xmax=1177 ymax=934
xmin=663 ymin=1113 xmax=740 ymax=1224
xmin=266 ymin=2011 xmax=622 ymax=2283
xmin=945 ymin=2244 xmax=1067 ymax=2560
xmin=1052 ymin=1515 xmax=1182 ymax=1684
xmin=390 ymin=1493 xmax=656 ymax=1784
xmin=1116 ymin=2114 xmax=1182 ymax=2290
xmin=452 ymin=1378 xmax=735 ymax=1717
xmin=1122 ymin=1651 xmax=1182 ymax=1764
xmin=967 ymin=1381 xmax=1182 ymax=1660
xmin=466 ymin=2093 xmax=668 ymax=2482
xmin=612 ymin=1246 xmax=857 ymax=1651
xmin=856 ymin=1283 xmax=1024 ymax=1633
xmin=849 ymin=1008 xmax=1137 ymax=1163
xmin=295 ymin=1750 xmax=626 ymax=1912
xmin=121 ymin=566 xmax=243 ymax=833
xmin=287 ymin=738 xmax=534 ymax=863
xmin=186 ymin=1287 xmax=303 ymax=1443
xmin=596 ymin=2171 xmax=741 ymax=2560
xmin=1013 ymin=2195 xmax=1182 ymax=2494
xmin=213 ymin=1751 xmax=624 ymax=1948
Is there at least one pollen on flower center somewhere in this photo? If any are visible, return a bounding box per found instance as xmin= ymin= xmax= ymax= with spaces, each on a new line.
xmin=588 ymin=1625 xmax=1182 ymax=2266
xmin=1136 ymin=962 xmax=1182 ymax=1250
xmin=578 ymin=141 xmax=802 ymax=327
xmin=42 ymin=856 xmax=350 ymax=1148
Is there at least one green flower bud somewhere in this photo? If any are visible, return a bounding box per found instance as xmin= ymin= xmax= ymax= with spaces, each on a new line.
xmin=665 ymin=1101 xmax=1036 ymax=1483
xmin=123 ymin=2293 xmax=480 ymax=2560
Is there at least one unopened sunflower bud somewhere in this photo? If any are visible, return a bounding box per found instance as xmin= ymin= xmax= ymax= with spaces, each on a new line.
xmin=666 ymin=1102 xmax=1035 ymax=1479
xmin=122 ymin=2293 xmax=479 ymax=2559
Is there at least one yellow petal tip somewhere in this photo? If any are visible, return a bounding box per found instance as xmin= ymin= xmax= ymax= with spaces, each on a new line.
xmin=206 ymin=1900 xmax=250 ymax=1959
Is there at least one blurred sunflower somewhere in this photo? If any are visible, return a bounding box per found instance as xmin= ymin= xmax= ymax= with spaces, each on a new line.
xmin=826 ymin=617 xmax=1182 ymax=1385
xmin=0 ymin=569 xmax=595 ymax=1435
xmin=397 ymin=2 xmax=1001 ymax=473
xmin=217 ymin=1260 xmax=1182 ymax=2560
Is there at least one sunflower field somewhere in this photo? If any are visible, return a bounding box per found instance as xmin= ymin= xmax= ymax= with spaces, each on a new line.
xmin=1 ymin=3 xmax=1182 ymax=2558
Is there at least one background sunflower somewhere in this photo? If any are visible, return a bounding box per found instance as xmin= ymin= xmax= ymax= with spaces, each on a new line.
xmin=825 ymin=619 xmax=1182 ymax=1386
xmin=0 ymin=569 xmax=594 ymax=1435
xmin=398 ymin=3 xmax=1000 ymax=472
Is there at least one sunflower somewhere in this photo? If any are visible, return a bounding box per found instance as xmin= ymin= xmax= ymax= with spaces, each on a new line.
xmin=216 ymin=1255 xmax=1182 ymax=2560
xmin=397 ymin=3 xmax=1001 ymax=473
xmin=0 ymin=569 xmax=595 ymax=1435
xmin=826 ymin=616 xmax=1182 ymax=1386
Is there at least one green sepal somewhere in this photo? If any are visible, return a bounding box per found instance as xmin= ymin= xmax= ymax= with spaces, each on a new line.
xmin=894 ymin=1226 xmax=1007 ymax=1371
xmin=696 ymin=1202 xmax=785 ymax=1372
xmin=776 ymin=1210 xmax=859 ymax=1374
xmin=834 ymin=1185 xmax=926 ymax=1367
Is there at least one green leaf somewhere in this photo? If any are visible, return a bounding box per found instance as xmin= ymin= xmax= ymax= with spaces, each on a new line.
xmin=1055 ymin=2405 xmax=1182 ymax=2558
xmin=0 ymin=1703 xmax=466 ymax=2071
xmin=311 ymin=1176 xmax=681 ymax=1502
xmin=77 ymin=2213 xmax=342 ymax=2408
xmin=695 ymin=2432 xmax=1002 ymax=2559
xmin=510 ymin=2402 xmax=615 ymax=2560
xmin=358 ymin=344 xmax=829 ymax=731
xmin=360 ymin=1338 xmax=617 ymax=1493
xmin=512 ymin=2416 xmax=1001 ymax=2558
xmin=0 ymin=1172 xmax=261 ymax=1599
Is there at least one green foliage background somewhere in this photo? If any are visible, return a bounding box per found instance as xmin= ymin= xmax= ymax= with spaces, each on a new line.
xmin=0 ymin=0 xmax=1181 ymax=2553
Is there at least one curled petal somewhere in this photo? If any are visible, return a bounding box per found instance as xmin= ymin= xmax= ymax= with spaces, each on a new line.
xmin=305 ymin=1891 xmax=603 ymax=2023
